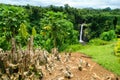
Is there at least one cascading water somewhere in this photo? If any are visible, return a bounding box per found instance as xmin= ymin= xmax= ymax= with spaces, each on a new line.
xmin=79 ymin=24 xmax=84 ymax=43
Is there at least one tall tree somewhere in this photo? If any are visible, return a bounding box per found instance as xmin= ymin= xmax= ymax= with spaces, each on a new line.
xmin=40 ymin=11 xmax=78 ymax=49
xmin=0 ymin=5 xmax=28 ymax=38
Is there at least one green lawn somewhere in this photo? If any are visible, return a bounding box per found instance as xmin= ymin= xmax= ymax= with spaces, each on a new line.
xmin=65 ymin=42 xmax=120 ymax=76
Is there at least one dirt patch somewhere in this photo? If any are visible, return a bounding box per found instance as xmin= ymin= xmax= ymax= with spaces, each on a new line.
xmin=41 ymin=52 xmax=119 ymax=80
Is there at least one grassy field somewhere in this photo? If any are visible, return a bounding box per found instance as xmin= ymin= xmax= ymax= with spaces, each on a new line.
xmin=65 ymin=42 xmax=120 ymax=76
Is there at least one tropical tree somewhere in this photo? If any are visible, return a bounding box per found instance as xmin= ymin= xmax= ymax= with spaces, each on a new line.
xmin=40 ymin=11 xmax=78 ymax=50
xmin=0 ymin=5 xmax=28 ymax=38
xmin=0 ymin=5 xmax=28 ymax=50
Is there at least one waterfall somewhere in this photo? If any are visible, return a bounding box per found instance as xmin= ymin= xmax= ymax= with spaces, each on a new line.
xmin=79 ymin=24 xmax=84 ymax=43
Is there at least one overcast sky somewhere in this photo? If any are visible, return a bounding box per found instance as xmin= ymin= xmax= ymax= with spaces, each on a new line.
xmin=0 ymin=0 xmax=120 ymax=9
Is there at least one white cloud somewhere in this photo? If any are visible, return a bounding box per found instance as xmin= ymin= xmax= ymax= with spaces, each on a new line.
xmin=0 ymin=0 xmax=120 ymax=9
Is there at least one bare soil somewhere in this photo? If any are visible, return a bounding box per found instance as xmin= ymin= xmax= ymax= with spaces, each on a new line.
xmin=41 ymin=52 xmax=120 ymax=80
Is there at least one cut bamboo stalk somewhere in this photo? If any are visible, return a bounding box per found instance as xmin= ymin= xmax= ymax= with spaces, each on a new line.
xmin=11 ymin=38 xmax=16 ymax=63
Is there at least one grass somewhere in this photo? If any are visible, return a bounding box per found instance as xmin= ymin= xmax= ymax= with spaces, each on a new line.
xmin=65 ymin=42 xmax=120 ymax=76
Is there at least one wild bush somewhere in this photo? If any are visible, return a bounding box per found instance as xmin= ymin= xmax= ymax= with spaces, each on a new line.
xmin=65 ymin=44 xmax=84 ymax=52
xmin=0 ymin=36 xmax=11 ymax=50
xmin=89 ymin=38 xmax=108 ymax=45
xmin=114 ymin=38 xmax=120 ymax=56
xmin=100 ymin=30 xmax=116 ymax=41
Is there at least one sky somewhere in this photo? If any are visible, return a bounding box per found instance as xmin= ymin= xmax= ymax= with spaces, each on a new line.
xmin=0 ymin=0 xmax=120 ymax=9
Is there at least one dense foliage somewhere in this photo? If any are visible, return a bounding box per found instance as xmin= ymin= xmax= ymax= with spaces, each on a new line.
xmin=100 ymin=30 xmax=116 ymax=41
xmin=0 ymin=3 xmax=120 ymax=51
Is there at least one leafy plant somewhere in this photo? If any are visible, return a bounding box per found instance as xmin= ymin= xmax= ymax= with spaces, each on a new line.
xmin=18 ymin=23 xmax=29 ymax=46
xmin=89 ymin=38 xmax=109 ymax=45
xmin=100 ymin=30 xmax=117 ymax=41
xmin=0 ymin=6 xmax=28 ymax=38
xmin=40 ymin=11 xmax=78 ymax=51
xmin=0 ymin=36 xmax=11 ymax=50
xmin=32 ymin=27 xmax=36 ymax=37
xmin=64 ymin=44 xmax=84 ymax=52
xmin=19 ymin=23 xmax=29 ymax=39
xmin=114 ymin=38 xmax=120 ymax=56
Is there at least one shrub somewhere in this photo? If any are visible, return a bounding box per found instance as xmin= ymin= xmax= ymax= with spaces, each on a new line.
xmin=0 ymin=36 xmax=11 ymax=50
xmin=64 ymin=44 xmax=84 ymax=52
xmin=114 ymin=38 xmax=120 ymax=56
xmin=89 ymin=38 xmax=108 ymax=46
xmin=100 ymin=30 xmax=117 ymax=41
